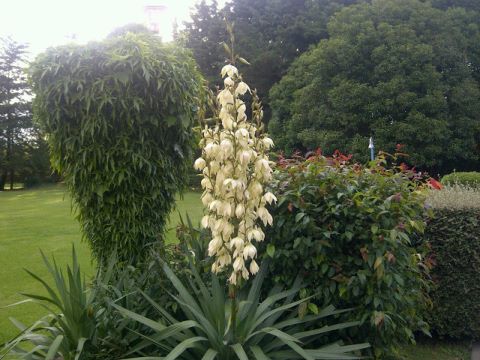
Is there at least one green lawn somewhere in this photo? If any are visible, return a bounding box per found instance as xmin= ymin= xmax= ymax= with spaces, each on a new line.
xmin=0 ymin=185 xmax=471 ymax=359
xmin=398 ymin=340 xmax=470 ymax=360
xmin=0 ymin=184 xmax=202 ymax=344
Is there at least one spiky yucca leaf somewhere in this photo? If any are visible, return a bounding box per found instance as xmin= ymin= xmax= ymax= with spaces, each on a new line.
xmin=0 ymin=247 xmax=97 ymax=360
xmin=114 ymin=261 xmax=369 ymax=359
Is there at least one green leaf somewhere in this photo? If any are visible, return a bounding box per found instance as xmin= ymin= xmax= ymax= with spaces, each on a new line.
xmin=201 ymin=349 xmax=218 ymax=360
xmin=308 ymin=303 xmax=319 ymax=315
xmin=45 ymin=335 xmax=63 ymax=360
xmin=231 ymin=344 xmax=249 ymax=360
xmin=295 ymin=212 xmax=305 ymax=222
xmin=267 ymin=244 xmax=275 ymax=258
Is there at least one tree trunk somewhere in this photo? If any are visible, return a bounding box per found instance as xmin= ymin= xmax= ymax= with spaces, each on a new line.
xmin=9 ymin=166 xmax=14 ymax=190
xmin=0 ymin=171 xmax=6 ymax=191
xmin=6 ymin=119 xmax=12 ymax=190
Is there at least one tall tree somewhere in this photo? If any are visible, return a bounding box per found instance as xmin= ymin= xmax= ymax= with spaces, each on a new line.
xmin=182 ymin=0 xmax=227 ymax=87
xmin=182 ymin=0 xmax=364 ymax=116
xmin=269 ymin=0 xmax=480 ymax=173
xmin=0 ymin=38 xmax=32 ymax=190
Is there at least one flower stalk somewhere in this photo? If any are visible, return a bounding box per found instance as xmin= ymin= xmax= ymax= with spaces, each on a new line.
xmin=195 ymin=44 xmax=276 ymax=287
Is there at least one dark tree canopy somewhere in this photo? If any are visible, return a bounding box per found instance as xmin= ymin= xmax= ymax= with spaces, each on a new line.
xmin=431 ymin=0 xmax=480 ymax=12
xmin=269 ymin=0 xmax=480 ymax=173
xmin=182 ymin=0 xmax=365 ymax=110
xmin=30 ymin=33 xmax=203 ymax=265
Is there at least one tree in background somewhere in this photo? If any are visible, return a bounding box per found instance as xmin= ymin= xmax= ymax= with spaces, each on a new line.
xmin=432 ymin=0 xmax=480 ymax=12
xmin=182 ymin=0 xmax=226 ymax=86
xmin=182 ymin=0 xmax=364 ymax=116
xmin=269 ymin=0 xmax=480 ymax=174
xmin=0 ymin=38 xmax=33 ymax=190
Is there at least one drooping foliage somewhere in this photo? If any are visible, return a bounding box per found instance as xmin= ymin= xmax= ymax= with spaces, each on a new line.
xmin=269 ymin=0 xmax=480 ymax=173
xmin=30 ymin=33 xmax=203 ymax=265
xmin=264 ymin=151 xmax=431 ymax=358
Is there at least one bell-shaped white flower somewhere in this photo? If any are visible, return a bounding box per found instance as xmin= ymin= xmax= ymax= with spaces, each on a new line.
xmin=224 ymin=76 xmax=234 ymax=87
xmin=221 ymin=64 xmax=238 ymax=78
xmin=233 ymin=256 xmax=245 ymax=272
xmin=220 ymin=139 xmax=234 ymax=157
xmin=262 ymin=137 xmax=274 ymax=150
xmin=243 ymin=243 xmax=257 ymax=260
xmin=263 ymin=192 xmax=277 ymax=204
xmin=235 ymin=203 xmax=245 ymax=218
xmin=229 ymin=272 xmax=237 ymax=285
xmin=235 ymin=81 xmax=250 ymax=96
xmin=257 ymin=207 xmax=273 ymax=226
xmin=194 ymin=157 xmax=206 ymax=170
xmin=250 ymin=260 xmax=259 ymax=274
xmin=208 ymin=237 xmax=223 ymax=256
xmin=201 ymin=215 xmax=210 ymax=229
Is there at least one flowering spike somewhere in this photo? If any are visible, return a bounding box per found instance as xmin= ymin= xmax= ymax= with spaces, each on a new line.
xmin=195 ymin=62 xmax=275 ymax=283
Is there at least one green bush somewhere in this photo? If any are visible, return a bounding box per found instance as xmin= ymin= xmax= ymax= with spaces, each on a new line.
xmin=29 ymin=33 xmax=203 ymax=265
xmin=441 ymin=172 xmax=480 ymax=188
xmin=425 ymin=185 xmax=480 ymax=339
xmin=264 ymin=152 xmax=431 ymax=358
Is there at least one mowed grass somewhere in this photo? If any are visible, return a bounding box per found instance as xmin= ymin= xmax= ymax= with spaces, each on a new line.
xmin=0 ymin=185 xmax=471 ymax=359
xmin=0 ymin=184 xmax=202 ymax=344
xmin=398 ymin=340 xmax=470 ymax=360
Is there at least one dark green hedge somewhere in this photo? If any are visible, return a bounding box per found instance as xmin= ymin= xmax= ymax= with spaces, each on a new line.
xmin=426 ymin=209 xmax=480 ymax=339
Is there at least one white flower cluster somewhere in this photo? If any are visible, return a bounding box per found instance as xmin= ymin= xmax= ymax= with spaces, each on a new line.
xmin=194 ymin=63 xmax=276 ymax=285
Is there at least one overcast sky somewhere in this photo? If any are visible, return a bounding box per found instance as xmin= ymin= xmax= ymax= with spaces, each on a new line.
xmin=0 ymin=0 xmax=218 ymax=58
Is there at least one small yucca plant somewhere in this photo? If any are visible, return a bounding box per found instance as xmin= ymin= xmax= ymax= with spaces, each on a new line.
xmin=0 ymin=247 xmax=97 ymax=360
xmin=113 ymin=260 xmax=369 ymax=359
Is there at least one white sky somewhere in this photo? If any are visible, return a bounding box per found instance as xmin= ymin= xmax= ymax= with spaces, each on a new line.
xmin=0 ymin=0 xmax=219 ymax=58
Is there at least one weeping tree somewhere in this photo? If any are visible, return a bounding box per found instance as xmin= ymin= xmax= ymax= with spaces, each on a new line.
xmin=30 ymin=33 xmax=203 ymax=265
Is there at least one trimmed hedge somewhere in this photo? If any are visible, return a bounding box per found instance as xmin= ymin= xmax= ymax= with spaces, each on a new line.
xmin=426 ymin=208 xmax=480 ymax=339
xmin=441 ymin=172 xmax=480 ymax=187
xmin=30 ymin=33 xmax=203 ymax=266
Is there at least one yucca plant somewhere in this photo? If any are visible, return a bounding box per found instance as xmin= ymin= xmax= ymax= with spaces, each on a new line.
xmin=0 ymin=247 xmax=97 ymax=360
xmin=113 ymin=260 xmax=369 ymax=359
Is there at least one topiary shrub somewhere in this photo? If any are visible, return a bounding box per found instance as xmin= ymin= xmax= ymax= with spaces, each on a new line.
xmin=425 ymin=185 xmax=480 ymax=339
xmin=441 ymin=171 xmax=480 ymax=188
xmin=30 ymin=33 xmax=203 ymax=265
xmin=264 ymin=151 xmax=431 ymax=358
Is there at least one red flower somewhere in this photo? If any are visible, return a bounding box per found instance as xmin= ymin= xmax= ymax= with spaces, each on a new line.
xmin=427 ymin=178 xmax=443 ymax=190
